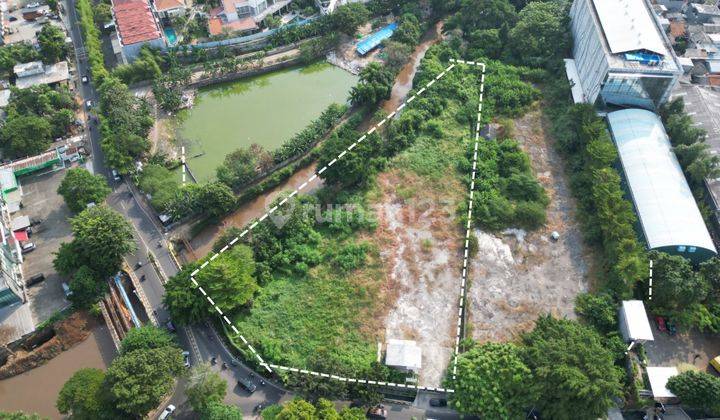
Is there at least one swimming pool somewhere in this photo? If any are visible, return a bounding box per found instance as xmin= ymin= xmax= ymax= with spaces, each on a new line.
xmin=164 ymin=27 xmax=178 ymax=46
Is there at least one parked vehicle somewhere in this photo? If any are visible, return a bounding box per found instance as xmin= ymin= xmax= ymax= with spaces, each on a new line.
xmin=85 ymin=100 xmax=92 ymax=109
xmin=666 ymin=319 xmax=677 ymax=336
xmin=367 ymin=404 xmax=387 ymax=419
xmin=711 ymin=355 xmax=720 ymax=373
xmin=81 ymin=75 xmax=88 ymax=84
xmin=111 ymin=169 xmax=121 ymax=181
xmin=26 ymin=273 xmax=45 ymax=286
xmin=8 ymin=16 xmax=17 ymax=21
xmin=158 ymin=404 xmax=175 ymax=420
xmin=429 ymin=398 xmax=447 ymax=407
xmin=654 ymin=316 xmax=667 ymax=333
xmin=21 ymin=242 xmax=36 ymax=254
xmin=182 ymin=351 xmax=190 ymax=368
xmin=62 ymin=282 xmax=72 ymax=297
xmin=165 ymin=320 xmax=176 ymax=332
xmin=237 ymin=377 xmax=256 ymax=394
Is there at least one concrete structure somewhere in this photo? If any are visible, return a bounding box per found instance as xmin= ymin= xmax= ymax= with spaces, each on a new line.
xmin=13 ymin=60 xmax=69 ymax=89
xmin=619 ymin=300 xmax=654 ymax=343
xmin=208 ymin=0 xmax=293 ymax=35
xmin=607 ymin=108 xmax=717 ymax=263
xmin=385 ymin=339 xmax=421 ymax=373
xmin=569 ymin=0 xmax=682 ymax=110
xmin=111 ymin=0 xmax=164 ymax=61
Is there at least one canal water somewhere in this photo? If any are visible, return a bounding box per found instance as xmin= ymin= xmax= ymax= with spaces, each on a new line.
xmin=0 ymin=326 xmax=115 ymax=419
xmin=176 ymin=62 xmax=357 ymax=182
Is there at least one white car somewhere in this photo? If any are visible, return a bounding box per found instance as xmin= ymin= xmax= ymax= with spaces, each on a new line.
xmin=111 ymin=169 xmax=121 ymax=181
xmin=85 ymin=100 xmax=92 ymax=109
xmin=182 ymin=351 xmax=190 ymax=368
xmin=158 ymin=405 xmax=176 ymax=420
xmin=62 ymin=282 xmax=73 ymax=297
xmin=81 ymin=75 xmax=88 ymax=84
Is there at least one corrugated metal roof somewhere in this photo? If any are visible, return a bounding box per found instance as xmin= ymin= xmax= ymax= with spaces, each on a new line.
xmin=608 ymin=108 xmax=717 ymax=254
xmin=593 ymin=0 xmax=667 ymax=55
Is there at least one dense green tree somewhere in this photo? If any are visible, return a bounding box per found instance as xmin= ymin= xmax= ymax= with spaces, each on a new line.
xmin=0 ymin=44 xmax=40 ymax=77
xmin=467 ymin=29 xmax=503 ymax=59
xmin=37 ymin=25 xmax=67 ymax=63
xmin=507 ymin=1 xmax=568 ymax=68
xmin=451 ymin=342 xmax=533 ymax=418
xmin=68 ymin=205 xmax=136 ymax=277
xmin=649 ymin=251 xmax=709 ymax=312
xmin=667 ymin=370 xmax=720 ymax=414
xmin=349 ymin=63 xmax=394 ymax=106
xmin=393 ymin=13 xmax=421 ymax=46
xmin=152 ymin=65 xmax=191 ymax=112
xmin=216 ymin=147 xmax=263 ymax=189
xmin=105 ymin=346 xmax=184 ymax=417
xmin=56 ymin=368 xmax=106 ymax=419
xmin=120 ymin=326 xmax=175 ymax=355
xmin=163 ymin=262 xmax=210 ymax=325
xmin=521 ymin=316 xmax=623 ymax=420
xmin=0 ymin=412 xmax=43 ymax=420
xmin=276 ymin=399 xmax=316 ymax=419
xmin=53 ymin=242 xmax=84 ymax=277
xmin=1 ymin=114 xmax=52 ymax=157
xmin=205 ymin=402 xmax=244 ymax=420
xmin=317 ymin=131 xmax=384 ymax=188
xmin=93 ymin=3 xmax=112 ymax=26
xmin=194 ymin=245 xmax=258 ymax=313
xmin=57 ymin=168 xmax=112 ymax=213
xmin=383 ymin=40 xmax=413 ymax=71
xmin=101 ymin=131 xmax=151 ymax=174
xmin=700 ymin=258 xmax=720 ymax=299
xmin=67 ymin=266 xmax=106 ymax=308
xmin=575 ymin=293 xmax=617 ymax=334
xmin=456 ymin=0 xmax=517 ymax=32
xmin=185 ymin=363 xmax=227 ymax=413
xmin=138 ymin=164 xmax=181 ymax=211
xmin=331 ymin=3 xmax=370 ymax=35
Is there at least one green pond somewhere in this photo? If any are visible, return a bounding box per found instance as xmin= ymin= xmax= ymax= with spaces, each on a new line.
xmin=175 ymin=62 xmax=358 ymax=182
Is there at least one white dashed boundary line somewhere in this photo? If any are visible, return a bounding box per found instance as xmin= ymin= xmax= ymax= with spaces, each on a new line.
xmin=188 ymin=60 xmax=485 ymax=392
xmin=648 ymin=259 xmax=653 ymax=300
xmin=448 ymin=59 xmax=486 ymax=381
xmin=181 ymin=146 xmax=186 ymax=185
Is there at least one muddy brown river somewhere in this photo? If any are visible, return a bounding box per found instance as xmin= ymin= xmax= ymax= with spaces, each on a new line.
xmin=0 ymin=326 xmax=115 ymax=418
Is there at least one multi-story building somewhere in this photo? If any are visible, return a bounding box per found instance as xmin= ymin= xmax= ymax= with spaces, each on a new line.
xmin=0 ymin=197 xmax=23 ymax=308
xmin=568 ymin=0 xmax=683 ymax=110
xmin=111 ymin=0 xmax=165 ymax=61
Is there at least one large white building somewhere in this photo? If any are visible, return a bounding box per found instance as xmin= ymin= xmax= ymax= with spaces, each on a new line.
xmin=568 ymin=0 xmax=683 ymax=110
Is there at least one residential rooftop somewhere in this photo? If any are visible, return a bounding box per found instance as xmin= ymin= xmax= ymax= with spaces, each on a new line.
xmin=14 ymin=61 xmax=69 ymax=89
xmin=112 ymin=0 xmax=162 ymax=46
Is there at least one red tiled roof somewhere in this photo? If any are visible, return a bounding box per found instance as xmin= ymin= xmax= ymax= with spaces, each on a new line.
xmin=209 ymin=16 xmax=223 ymax=36
xmin=154 ymin=0 xmax=184 ymax=12
xmin=112 ymin=0 xmax=162 ymax=46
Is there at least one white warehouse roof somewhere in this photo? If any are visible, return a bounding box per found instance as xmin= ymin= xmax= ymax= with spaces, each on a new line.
xmin=593 ymin=0 xmax=668 ymax=55
xmin=620 ymin=300 xmax=654 ymax=342
xmin=607 ymin=109 xmax=716 ymax=254
xmin=646 ymin=367 xmax=678 ymax=399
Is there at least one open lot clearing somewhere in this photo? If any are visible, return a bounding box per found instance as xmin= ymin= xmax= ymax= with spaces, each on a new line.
xmin=468 ymin=109 xmax=593 ymax=342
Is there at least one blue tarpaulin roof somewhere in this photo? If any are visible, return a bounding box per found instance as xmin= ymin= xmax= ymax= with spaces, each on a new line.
xmin=356 ymin=22 xmax=397 ymax=55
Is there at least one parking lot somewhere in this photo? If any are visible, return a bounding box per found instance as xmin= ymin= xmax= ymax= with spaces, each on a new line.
xmin=644 ymin=324 xmax=720 ymax=376
xmin=19 ymin=168 xmax=74 ymax=324
xmin=4 ymin=3 xmax=64 ymax=46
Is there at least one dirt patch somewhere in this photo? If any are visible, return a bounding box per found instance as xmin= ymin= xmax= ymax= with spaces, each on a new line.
xmin=0 ymin=311 xmax=99 ymax=379
xmin=374 ymin=169 xmax=464 ymax=387
xmin=467 ymin=109 xmax=596 ymax=343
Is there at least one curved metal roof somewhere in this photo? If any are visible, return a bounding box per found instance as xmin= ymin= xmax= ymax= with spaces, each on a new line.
xmin=608 ymin=108 xmax=716 ymax=254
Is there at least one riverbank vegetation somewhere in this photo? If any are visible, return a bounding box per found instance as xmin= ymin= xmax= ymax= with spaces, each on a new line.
xmin=57 ymin=326 xmax=184 ymax=418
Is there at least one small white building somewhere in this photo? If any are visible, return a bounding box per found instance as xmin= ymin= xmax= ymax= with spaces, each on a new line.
xmin=619 ymin=300 xmax=654 ymax=344
xmin=13 ymin=61 xmax=70 ymax=89
xmin=646 ymin=366 xmax=679 ymax=402
xmin=385 ymin=339 xmax=421 ymax=373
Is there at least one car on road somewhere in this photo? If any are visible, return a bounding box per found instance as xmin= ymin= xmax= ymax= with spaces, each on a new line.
xmin=182 ymin=351 xmax=190 ymax=368
xmin=8 ymin=16 xmax=17 ymax=21
xmin=158 ymin=404 xmax=175 ymax=420
xmin=165 ymin=320 xmax=176 ymax=332
xmin=366 ymin=404 xmax=387 ymax=419
xmin=111 ymin=169 xmax=121 ymax=181
xmin=81 ymin=75 xmax=88 ymax=84
xmin=237 ymin=377 xmax=256 ymax=394
xmin=85 ymin=100 xmax=92 ymax=109
xmin=429 ymin=398 xmax=447 ymax=407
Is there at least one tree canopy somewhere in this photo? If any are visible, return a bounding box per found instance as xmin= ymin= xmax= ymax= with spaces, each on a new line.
xmin=194 ymin=244 xmax=258 ymax=313
xmin=520 ymin=316 xmax=623 ymax=420
xmin=185 ymin=363 xmax=227 ymax=413
xmin=667 ymin=370 xmax=720 ymax=415
xmin=57 ymin=168 xmax=112 ymax=213
xmin=56 ymin=368 xmax=107 ymax=419
xmin=37 ymin=24 xmax=68 ymax=63
xmin=349 ymin=63 xmax=394 ymax=106
xmin=451 ymin=342 xmax=533 ymax=418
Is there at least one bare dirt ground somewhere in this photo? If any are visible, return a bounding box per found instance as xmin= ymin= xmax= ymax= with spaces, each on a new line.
xmin=374 ymin=170 xmax=464 ymax=387
xmin=467 ymin=109 xmax=595 ymax=343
